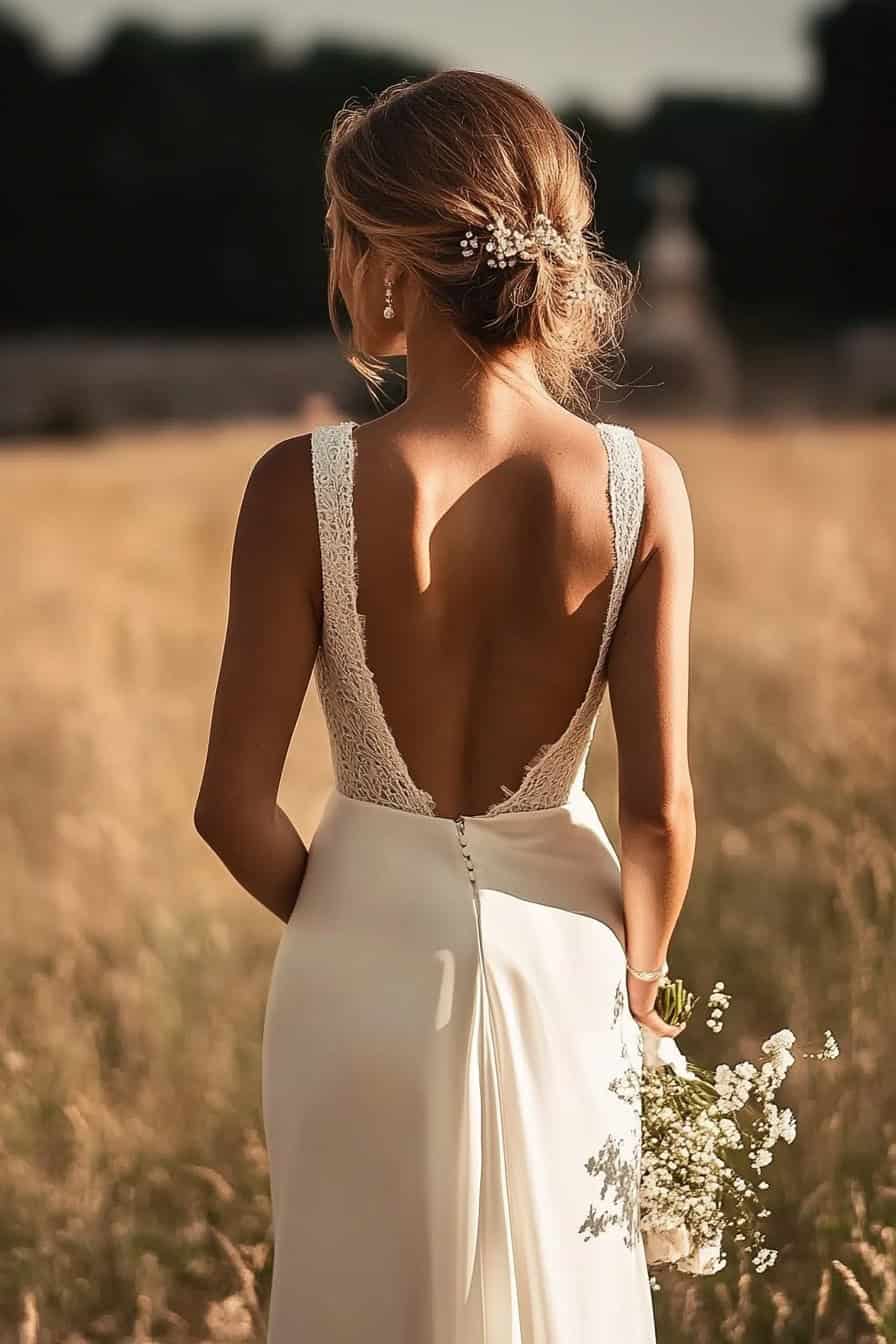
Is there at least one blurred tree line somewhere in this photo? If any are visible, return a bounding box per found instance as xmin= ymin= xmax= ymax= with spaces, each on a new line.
xmin=1 ymin=0 xmax=893 ymax=343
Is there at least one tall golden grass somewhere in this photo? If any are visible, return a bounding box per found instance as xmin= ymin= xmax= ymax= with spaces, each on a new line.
xmin=1 ymin=414 xmax=893 ymax=1343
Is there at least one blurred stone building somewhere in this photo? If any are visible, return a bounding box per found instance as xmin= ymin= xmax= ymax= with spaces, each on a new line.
xmin=622 ymin=168 xmax=740 ymax=416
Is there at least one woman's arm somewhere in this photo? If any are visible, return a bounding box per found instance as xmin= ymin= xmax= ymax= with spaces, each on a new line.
xmin=607 ymin=437 xmax=697 ymax=1036
xmin=193 ymin=432 xmax=321 ymax=925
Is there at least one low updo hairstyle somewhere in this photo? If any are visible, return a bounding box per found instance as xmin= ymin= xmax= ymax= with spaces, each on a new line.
xmin=323 ymin=69 xmax=636 ymax=413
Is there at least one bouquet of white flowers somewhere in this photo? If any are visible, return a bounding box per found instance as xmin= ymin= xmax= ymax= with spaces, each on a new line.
xmin=583 ymin=976 xmax=840 ymax=1277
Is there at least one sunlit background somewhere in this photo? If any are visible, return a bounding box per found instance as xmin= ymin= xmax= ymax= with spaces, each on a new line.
xmin=1 ymin=1 xmax=894 ymax=1340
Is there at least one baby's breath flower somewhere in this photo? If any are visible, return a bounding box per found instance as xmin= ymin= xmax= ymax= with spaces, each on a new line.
xmin=762 ymin=1029 xmax=796 ymax=1053
xmin=599 ymin=975 xmax=839 ymax=1280
xmin=777 ymin=1107 xmax=796 ymax=1143
xmin=803 ymin=1029 xmax=840 ymax=1061
xmin=704 ymin=982 xmax=731 ymax=1033
xmin=753 ymin=1247 xmax=778 ymax=1273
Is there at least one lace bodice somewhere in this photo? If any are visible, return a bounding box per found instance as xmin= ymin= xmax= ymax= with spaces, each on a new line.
xmin=309 ymin=420 xmax=645 ymax=818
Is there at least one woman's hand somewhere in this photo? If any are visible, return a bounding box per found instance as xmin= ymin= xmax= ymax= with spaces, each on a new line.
xmin=626 ymin=971 xmax=686 ymax=1038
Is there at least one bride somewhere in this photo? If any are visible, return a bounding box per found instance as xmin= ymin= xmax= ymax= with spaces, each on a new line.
xmin=195 ymin=67 xmax=695 ymax=1344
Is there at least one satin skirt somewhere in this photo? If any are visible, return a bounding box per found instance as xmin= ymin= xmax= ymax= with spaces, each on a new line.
xmin=261 ymin=786 xmax=657 ymax=1343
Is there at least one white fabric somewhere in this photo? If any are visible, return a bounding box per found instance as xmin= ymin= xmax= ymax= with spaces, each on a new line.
xmin=262 ymin=421 xmax=657 ymax=1342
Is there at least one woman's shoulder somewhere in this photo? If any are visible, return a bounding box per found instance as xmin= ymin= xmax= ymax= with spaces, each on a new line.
xmin=234 ymin=430 xmax=321 ymax=579
xmin=599 ymin=422 xmax=691 ymax=511
xmin=617 ymin=427 xmax=687 ymax=486
xmin=246 ymin=429 xmax=316 ymax=510
xmin=605 ymin=427 xmax=693 ymax=572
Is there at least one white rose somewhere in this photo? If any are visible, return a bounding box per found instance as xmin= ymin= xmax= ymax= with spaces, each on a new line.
xmin=643 ymin=1225 xmax=692 ymax=1266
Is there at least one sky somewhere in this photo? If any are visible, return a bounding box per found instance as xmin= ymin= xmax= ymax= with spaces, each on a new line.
xmin=16 ymin=0 xmax=829 ymax=120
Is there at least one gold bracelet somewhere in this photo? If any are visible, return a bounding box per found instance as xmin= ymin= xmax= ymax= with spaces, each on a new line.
xmin=625 ymin=957 xmax=668 ymax=982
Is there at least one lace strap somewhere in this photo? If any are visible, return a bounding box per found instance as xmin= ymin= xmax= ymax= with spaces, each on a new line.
xmin=310 ymin=421 xmax=358 ymax=632
xmin=309 ymin=420 xmax=438 ymax=816
xmin=593 ymin=423 xmax=645 ymax=683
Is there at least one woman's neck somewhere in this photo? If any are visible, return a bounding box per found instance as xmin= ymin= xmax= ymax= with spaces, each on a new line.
xmin=399 ymin=290 xmax=556 ymax=433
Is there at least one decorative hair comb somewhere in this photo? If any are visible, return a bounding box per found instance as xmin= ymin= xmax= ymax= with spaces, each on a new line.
xmin=459 ymin=211 xmax=598 ymax=302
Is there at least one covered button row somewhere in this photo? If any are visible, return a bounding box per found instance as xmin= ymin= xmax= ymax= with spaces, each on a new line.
xmin=454 ymin=820 xmax=478 ymax=886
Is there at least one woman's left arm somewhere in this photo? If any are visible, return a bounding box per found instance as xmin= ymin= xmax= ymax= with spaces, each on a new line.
xmin=194 ymin=432 xmax=320 ymax=924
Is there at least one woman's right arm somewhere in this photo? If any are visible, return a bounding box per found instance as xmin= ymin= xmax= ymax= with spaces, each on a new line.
xmin=606 ymin=437 xmax=697 ymax=1037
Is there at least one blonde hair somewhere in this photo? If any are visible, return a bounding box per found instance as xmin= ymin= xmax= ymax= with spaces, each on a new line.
xmin=323 ymin=69 xmax=637 ymax=413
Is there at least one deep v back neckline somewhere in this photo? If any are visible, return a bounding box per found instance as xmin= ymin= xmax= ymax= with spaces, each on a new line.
xmin=309 ymin=419 xmax=645 ymax=821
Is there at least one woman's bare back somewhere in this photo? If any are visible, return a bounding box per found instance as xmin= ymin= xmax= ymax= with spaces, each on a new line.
xmin=346 ymin=404 xmax=640 ymax=819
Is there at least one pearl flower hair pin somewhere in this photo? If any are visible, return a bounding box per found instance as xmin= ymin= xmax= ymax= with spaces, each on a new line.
xmin=459 ymin=211 xmax=599 ymax=303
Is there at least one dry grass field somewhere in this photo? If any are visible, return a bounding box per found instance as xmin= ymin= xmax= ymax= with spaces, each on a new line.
xmin=1 ymin=410 xmax=894 ymax=1343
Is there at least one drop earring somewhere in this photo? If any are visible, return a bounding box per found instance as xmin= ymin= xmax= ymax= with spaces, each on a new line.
xmin=383 ymin=276 xmax=395 ymax=320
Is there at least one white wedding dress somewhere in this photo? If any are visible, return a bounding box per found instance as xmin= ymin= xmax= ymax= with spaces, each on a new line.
xmin=261 ymin=420 xmax=657 ymax=1342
